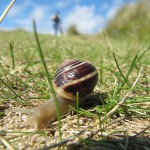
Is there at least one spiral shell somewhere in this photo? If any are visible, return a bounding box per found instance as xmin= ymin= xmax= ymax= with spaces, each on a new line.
xmin=53 ymin=59 xmax=98 ymax=100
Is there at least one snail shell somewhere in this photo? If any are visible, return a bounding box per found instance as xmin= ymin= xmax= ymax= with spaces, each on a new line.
xmin=53 ymin=59 xmax=98 ymax=100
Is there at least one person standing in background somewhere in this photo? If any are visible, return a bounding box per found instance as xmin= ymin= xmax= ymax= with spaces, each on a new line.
xmin=51 ymin=11 xmax=63 ymax=35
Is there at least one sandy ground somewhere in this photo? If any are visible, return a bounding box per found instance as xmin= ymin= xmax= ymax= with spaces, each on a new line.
xmin=0 ymin=108 xmax=149 ymax=150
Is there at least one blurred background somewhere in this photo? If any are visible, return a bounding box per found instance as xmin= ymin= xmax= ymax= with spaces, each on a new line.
xmin=0 ymin=0 xmax=150 ymax=40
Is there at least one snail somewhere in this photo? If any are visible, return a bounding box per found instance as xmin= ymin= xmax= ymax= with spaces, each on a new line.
xmin=5 ymin=59 xmax=98 ymax=130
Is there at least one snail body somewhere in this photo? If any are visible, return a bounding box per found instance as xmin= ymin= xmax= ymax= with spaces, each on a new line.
xmin=6 ymin=59 xmax=98 ymax=130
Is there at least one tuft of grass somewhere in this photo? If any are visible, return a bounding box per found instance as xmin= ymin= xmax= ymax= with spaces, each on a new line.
xmin=0 ymin=77 xmax=33 ymax=106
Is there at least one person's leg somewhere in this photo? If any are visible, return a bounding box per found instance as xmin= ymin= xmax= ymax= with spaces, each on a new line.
xmin=54 ymin=24 xmax=58 ymax=35
xmin=59 ymin=24 xmax=63 ymax=34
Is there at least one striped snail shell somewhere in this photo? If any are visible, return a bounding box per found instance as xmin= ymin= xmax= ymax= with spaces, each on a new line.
xmin=53 ymin=59 xmax=98 ymax=100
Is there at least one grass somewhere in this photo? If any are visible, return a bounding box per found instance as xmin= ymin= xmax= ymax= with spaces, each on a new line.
xmin=0 ymin=28 xmax=149 ymax=150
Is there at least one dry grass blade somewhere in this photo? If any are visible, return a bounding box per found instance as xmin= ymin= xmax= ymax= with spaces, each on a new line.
xmin=132 ymin=125 xmax=150 ymax=137
xmin=0 ymin=0 xmax=15 ymax=23
xmin=41 ymin=130 xmax=85 ymax=150
xmin=0 ymin=135 xmax=15 ymax=150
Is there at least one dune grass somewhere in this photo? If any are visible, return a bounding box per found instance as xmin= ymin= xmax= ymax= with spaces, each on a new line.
xmin=0 ymin=28 xmax=149 ymax=149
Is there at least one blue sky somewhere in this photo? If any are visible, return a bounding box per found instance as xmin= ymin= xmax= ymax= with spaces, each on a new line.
xmin=0 ymin=0 xmax=136 ymax=34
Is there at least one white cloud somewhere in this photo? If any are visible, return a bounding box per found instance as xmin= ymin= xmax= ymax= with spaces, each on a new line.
xmin=29 ymin=5 xmax=52 ymax=33
xmin=13 ymin=19 xmax=32 ymax=31
xmin=10 ymin=4 xmax=52 ymax=33
xmin=31 ymin=7 xmax=45 ymax=21
xmin=7 ymin=1 xmax=49 ymax=27
xmin=8 ymin=1 xmax=34 ymax=17
xmin=55 ymin=0 xmax=81 ymax=9
xmin=55 ymin=1 xmax=70 ymax=9
xmin=63 ymin=5 xmax=104 ymax=34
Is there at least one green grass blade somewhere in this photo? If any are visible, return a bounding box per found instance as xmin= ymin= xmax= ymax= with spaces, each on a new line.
xmin=135 ymin=46 xmax=150 ymax=64
xmin=113 ymin=53 xmax=131 ymax=93
xmin=99 ymin=58 xmax=103 ymax=86
xmin=123 ymin=47 xmax=150 ymax=89
xmin=124 ymin=51 xmax=139 ymax=83
xmin=33 ymin=20 xmax=62 ymax=141
xmin=76 ymin=92 xmax=80 ymax=131
xmin=9 ymin=43 xmax=15 ymax=69
xmin=113 ymin=49 xmax=147 ymax=95
xmin=0 ymin=78 xmax=33 ymax=105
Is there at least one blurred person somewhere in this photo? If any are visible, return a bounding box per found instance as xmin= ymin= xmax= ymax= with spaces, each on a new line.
xmin=51 ymin=11 xmax=63 ymax=35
